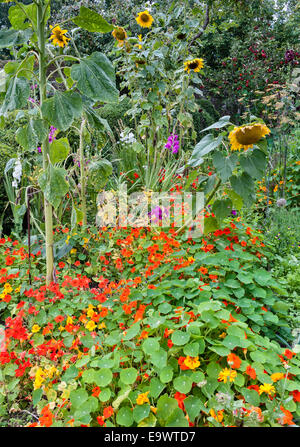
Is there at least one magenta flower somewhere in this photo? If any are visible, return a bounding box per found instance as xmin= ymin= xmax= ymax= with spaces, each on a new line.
xmin=165 ymin=134 xmax=179 ymax=154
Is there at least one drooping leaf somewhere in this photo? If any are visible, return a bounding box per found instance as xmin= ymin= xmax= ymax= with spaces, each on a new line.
xmin=239 ymin=149 xmax=267 ymax=180
xmin=71 ymin=52 xmax=119 ymax=103
xmin=49 ymin=137 xmax=70 ymax=164
xmin=230 ymin=172 xmax=255 ymax=207
xmin=188 ymin=134 xmax=223 ymax=167
xmin=204 ymin=216 xmax=219 ymax=235
xmin=212 ymin=198 xmax=232 ymax=221
xmin=84 ymin=104 xmax=112 ymax=132
xmin=38 ymin=165 xmax=69 ymax=210
xmin=16 ymin=118 xmax=48 ymax=151
xmin=4 ymin=55 xmax=35 ymax=80
xmin=41 ymin=91 xmax=83 ymax=131
xmin=200 ymin=115 xmax=231 ymax=132
xmin=212 ymin=151 xmax=238 ymax=182
xmin=72 ymin=6 xmax=114 ymax=33
xmin=0 ymin=28 xmax=32 ymax=48
xmin=0 ymin=76 xmax=30 ymax=114
xmin=87 ymin=159 xmax=113 ymax=190
xmin=224 ymin=188 xmax=243 ymax=210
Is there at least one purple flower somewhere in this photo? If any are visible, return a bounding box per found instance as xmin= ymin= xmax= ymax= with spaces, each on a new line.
xmin=231 ymin=209 xmax=237 ymax=216
xmin=165 ymin=134 xmax=180 ymax=154
xmin=37 ymin=146 xmax=42 ymax=153
xmin=285 ymin=49 xmax=295 ymax=63
xmin=148 ymin=205 xmax=169 ymax=223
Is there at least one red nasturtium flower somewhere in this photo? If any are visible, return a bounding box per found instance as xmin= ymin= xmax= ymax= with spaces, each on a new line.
xmin=39 ymin=405 xmax=54 ymax=427
xmin=92 ymin=386 xmax=101 ymax=397
xmin=103 ymin=406 xmax=114 ymax=419
xmin=245 ymin=365 xmax=257 ymax=380
xmin=174 ymin=392 xmax=186 ymax=410
xmin=227 ymin=353 xmax=242 ymax=369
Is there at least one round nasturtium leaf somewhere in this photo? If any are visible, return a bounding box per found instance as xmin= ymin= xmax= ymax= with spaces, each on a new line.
xmin=116 ymin=406 xmax=134 ymax=426
xmin=70 ymin=389 xmax=89 ymax=408
xmin=133 ymin=404 xmax=150 ymax=423
xmin=82 ymin=368 xmax=95 ymax=384
xmin=173 ymin=375 xmax=193 ymax=394
xmin=120 ymin=367 xmax=138 ymax=385
xmin=94 ymin=368 xmax=113 ymax=387
xmin=160 ymin=366 xmax=173 ymax=384
xmin=171 ymin=330 xmax=190 ymax=346
xmin=99 ymin=388 xmax=111 ymax=402
xmin=142 ymin=338 xmax=160 ymax=354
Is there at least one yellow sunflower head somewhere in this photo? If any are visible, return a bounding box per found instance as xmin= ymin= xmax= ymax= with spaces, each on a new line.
xmin=112 ymin=27 xmax=128 ymax=47
xmin=184 ymin=58 xmax=204 ymax=74
xmin=49 ymin=25 xmax=70 ymax=48
xmin=229 ymin=123 xmax=271 ymax=151
xmin=136 ymin=10 xmax=154 ymax=28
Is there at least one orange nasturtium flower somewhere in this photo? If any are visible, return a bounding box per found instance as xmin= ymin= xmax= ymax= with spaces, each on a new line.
xmin=184 ymin=356 xmax=200 ymax=370
xmin=210 ymin=409 xmax=224 ymax=423
xmin=271 ymin=372 xmax=285 ymax=382
xmin=227 ymin=353 xmax=241 ymax=369
xmin=136 ymin=391 xmax=150 ymax=405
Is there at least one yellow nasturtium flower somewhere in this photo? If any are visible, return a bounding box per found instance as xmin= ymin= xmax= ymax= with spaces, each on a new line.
xmin=31 ymin=324 xmax=41 ymax=333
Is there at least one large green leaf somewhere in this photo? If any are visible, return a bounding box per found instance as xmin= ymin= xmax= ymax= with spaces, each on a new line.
xmin=41 ymin=91 xmax=83 ymax=131
xmin=49 ymin=138 xmax=70 ymax=164
xmin=84 ymin=105 xmax=112 ymax=132
xmin=212 ymin=152 xmax=238 ymax=182
xmin=212 ymin=198 xmax=232 ymax=221
xmin=188 ymin=134 xmax=223 ymax=167
xmin=0 ymin=69 xmax=7 ymax=93
xmin=204 ymin=216 xmax=219 ymax=235
xmin=16 ymin=118 xmax=48 ymax=151
xmin=201 ymin=115 xmax=231 ymax=132
xmin=224 ymin=188 xmax=243 ymax=210
xmin=230 ymin=172 xmax=255 ymax=206
xmin=38 ymin=166 xmax=69 ymax=210
xmin=72 ymin=6 xmax=114 ymax=33
xmin=239 ymin=149 xmax=267 ymax=180
xmin=0 ymin=76 xmax=30 ymax=114
xmin=88 ymin=159 xmax=113 ymax=190
xmin=4 ymin=55 xmax=35 ymax=80
xmin=0 ymin=28 xmax=32 ymax=48
xmin=9 ymin=3 xmax=50 ymax=30
xmin=71 ymin=52 xmax=119 ymax=103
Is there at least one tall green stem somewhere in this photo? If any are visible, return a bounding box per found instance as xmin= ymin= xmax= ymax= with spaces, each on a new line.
xmin=37 ymin=0 xmax=54 ymax=284
xmin=79 ymin=119 xmax=87 ymax=227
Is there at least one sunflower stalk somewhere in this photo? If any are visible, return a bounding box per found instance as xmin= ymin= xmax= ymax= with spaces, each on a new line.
xmin=37 ymin=0 xmax=54 ymax=284
xmin=79 ymin=119 xmax=87 ymax=227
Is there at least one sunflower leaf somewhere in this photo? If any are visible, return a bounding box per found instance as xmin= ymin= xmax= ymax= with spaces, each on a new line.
xmin=72 ymin=6 xmax=114 ymax=33
xmin=41 ymin=91 xmax=82 ymax=131
xmin=0 ymin=76 xmax=30 ymax=114
xmin=71 ymin=52 xmax=119 ymax=103
xmin=200 ymin=116 xmax=231 ymax=132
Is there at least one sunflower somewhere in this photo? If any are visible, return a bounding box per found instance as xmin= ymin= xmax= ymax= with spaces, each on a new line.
xmin=229 ymin=123 xmax=271 ymax=151
xmin=136 ymin=10 xmax=154 ymax=28
xmin=184 ymin=58 xmax=204 ymax=74
xmin=49 ymin=25 xmax=70 ymax=48
xmin=112 ymin=27 xmax=128 ymax=47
